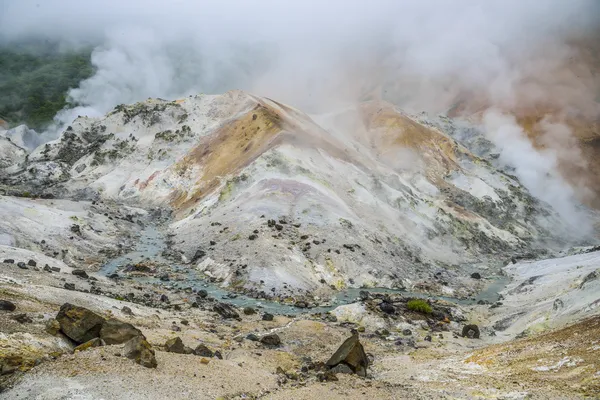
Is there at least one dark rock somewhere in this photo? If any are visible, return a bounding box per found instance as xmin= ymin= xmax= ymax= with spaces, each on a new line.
xmin=579 ymin=270 xmax=598 ymax=289
xmin=326 ymin=332 xmax=368 ymax=377
xmin=246 ymin=333 xmax=259 ymax=341
xmin=243 ymin=307 xmax=256 ymax=315
xmin=379 ymin=302 xmax=395 ymax=314
xmin=191 ymin=249 xmax=206 ymax=263
xmin=165 ymin=337 xmax=186 ymax=354
xmin=122 ymin=306 xmax=134 ymax=316
xmin=27 ymin=260 xmax=37 ymax=267
xmin=51 ymin=266 xmax=61 ymax=272
xmin=100 ymin=318 xmax=144 ymax=345
xmin=213 ymin=302 xmax=240 ymax=319
xmin=0 ymin=300 xmax=16 ymax=311
xmin=64 ymin=283 xmax=76 ymax=290
xmin=56 ymin=303 xmax=105 ymax=344
xmin=317 ymin=370 xmax=339 ymax=382
xmin=160 ymin=294 xmax=169 ymax=302
xmin=262 ymin=313 xmax=274 ymax=321
xmin=12 ymin=313 xmax=33 ymax=324
xmin=402 ymin=329 xmax=412 ymax=336
xmin=214 ymin=350 xmax=223 ymax=359
xmin=553 ymin=298 xmax=564 ymax=311
xmin=209 ymin=240 xmax=216 ymax=246
xmin=275 ymin=224 xmax=283 ymax=231
xmin=471 ymin=272 xmax=482 ymax=279
xmin=260 ymin=334 xmax=281 ymax=346
xmin=2 ymin=259 xmax=14 ymax=264
xmin=44 ymin=265 xmax=52 ymax=273
xmin=248 ymin=234 xmax=258 ymax=240
xmin=123 ymin=336 xmax=157 ymax=368
xmin=358 ymin=290 xmax=370 ymax=301
xmin=159 ymin=273 xmax=170 ymax=282
xmin=375 ymin=328 xmax=389 ymax=337
xmin=194 ymin=344 xmax=214 ymax=357
xmin=17 ymin=262 xmax=28 ymax=270
xmin=294 ymin=301 xmax=308 ymax=309
xmin=461 ymin=324 xmax=480 ymax=339
xmin=197 ymin=289 xmax=208 ymax=299
xmin=72 ymin=269 xmax=89 ymax=279
xmin=424 ymin=335 xmax=432 ymax=342
xmin=70 ymin=224 xmax=81 ymax=235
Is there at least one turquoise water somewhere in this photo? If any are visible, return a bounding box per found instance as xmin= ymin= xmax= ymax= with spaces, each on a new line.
xmin=100 ymin=225 xmax=508 ymax=315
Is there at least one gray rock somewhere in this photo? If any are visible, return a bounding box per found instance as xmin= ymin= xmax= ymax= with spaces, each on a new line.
xmin=471 ymin=272 xmax=482 ymax=279
xmin=326 ymin=332 xmax=369 ymax=377
xmin=243 ymin=307 xmax=256 ymax=315
xmin=27 ymin=259 xmax=37 ymax=267
xmin=100 ymin=318 xmax=144 ymax=345
xmin=330 ymin=363 xmax=354 ymax=374
xmin=122 ymin=306 xmax=134 ymax=316
xmin=64 ymin=283 xmax=76 ymax=290
xmin=2 ymin=259 xmax=14 ymax=264
xmin=17 ymin=262 xmax=28 ymax=270
xmin=246 ymin=333 xmax=259 ymax=341
xmin=197 ymin=289 xmax=208 ymax=299
xmin=379 ymin=302 xmax=395 ymax=314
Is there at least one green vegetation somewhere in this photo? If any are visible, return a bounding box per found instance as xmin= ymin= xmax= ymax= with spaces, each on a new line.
xmin=0 ymin=41 xmax=94 ymax=130
xmin=406 ymin=299 xmax=432 ymax=314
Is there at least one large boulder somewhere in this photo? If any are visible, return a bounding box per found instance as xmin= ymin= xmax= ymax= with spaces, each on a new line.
xmin=124 ymin=336 xmax=157 ymax=368
xmin=55 ymin=303 xmax=105 ymax=344
xmin=0 ymin=300 xmax=16 ymax=312
xmin=326 ymin=332 xmax=369 ymax=377
xmin=100 ymin=318 xmax=144 ymax=345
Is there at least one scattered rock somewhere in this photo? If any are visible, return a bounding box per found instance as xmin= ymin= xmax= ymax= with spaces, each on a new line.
xmin=194 ymin=344 xmax=214 ymax=357
xmin=70 ymin=224 xmax=81 ymax=235
xmin=330 ymin=363 xmax=354 ymax=374
xmin=262 ymin=313 xmax=274 ymax=321
xmin=12 ymin=313 xmax=32 ymax=324
xmin=100 ymin=318 xmax=144 ymax=345
xmin=326 ymin=332 xmax=369 ymax=377
xmin=402 ymin=329 xmax=412 ymax=336
xmin=17 ymin=262 xmax=28 ymax=270
xmin=243 ymin=307 xmax=256 ymax=315
xmin=246 ymin=333 xmax=259 ymax=341
xmin=51 ymin=266 xmax=61 ymax=273
xmin=260 ymin=334 xmax=281 ymax=346
xmin=379 ymin=302 xmax=395 ymax=314
xmin=200 ymin=358 xmax=210 ymax=365
xmin=213 ymin=302 xmax=240 ymax=319
xmin=214 ymin=350 xmax=223 ymax=359
xmin=2 ymin=259 xmax=14 ymax=264
xmin=0 ymin=300 xmax=16 ymax=311
xmin=56 ymin=303 xmax=105 ymax=344
xmin=27 ymin=260 xmax=37 ymax=267
xmin=471 ymin=272 xmax=482 ymax=279
xmin=248 ymin=234 xmax=258 ymax=240
xmin=461 ymin=324 xmax=480 ymax=339
xmin=424 ymin=335 xmax=432 ymax=342
xmin=122 ymin=306 xmax=134 ymax=316
xmin=72 ymin=269 xmax=89 ymax=279
xmin=197 ymin=290 xmax=208 ymax=299
xmin=64 ymin=283 xmax=75 ymax=290
xmin=123 ymin=336 xmax=157 ymax=368
xmin=165 ymin=337 xmax=186 ymax=354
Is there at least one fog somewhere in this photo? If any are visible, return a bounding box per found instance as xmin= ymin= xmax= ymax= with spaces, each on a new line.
xmin=1 ymin=0 xmax=599 ymax=230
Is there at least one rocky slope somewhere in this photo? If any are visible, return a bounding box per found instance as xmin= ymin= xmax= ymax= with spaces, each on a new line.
xmin=1 ymin=90 xmax=593 ymax=300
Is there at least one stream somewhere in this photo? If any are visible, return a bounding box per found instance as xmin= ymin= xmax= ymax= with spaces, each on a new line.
xmin=100 ymin=224 xmax=510 ymax=315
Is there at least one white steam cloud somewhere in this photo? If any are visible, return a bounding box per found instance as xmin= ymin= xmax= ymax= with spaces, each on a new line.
xmin=1 ymin=0 xmax=599 ymax=230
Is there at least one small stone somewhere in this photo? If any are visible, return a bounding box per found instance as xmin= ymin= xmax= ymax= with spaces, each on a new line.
xmin=72 ymin=269 xmax=89 ymax=279
xmin=260 ymin=334 xmax=281 ymax=346
xmin=357 ymin=326 xmax=365 ymax=333
xmin=165 ymin=337 xmax=186 ymax=354
xmin=181 ymin=319 xmax=189 ymax=326
xmin=402 ymin=329 xmax=412 ymax=336
xmin=194 ymin=344 xmax=214 ymax=357
xmin=243 ymin=307 xmax=256 ymax=315
xmin=64 ymin=283 xmax=76 ymax=291
xmin=197 ymin=290 xmax=208 ymax=299
xmin=213 ymin=302 xmax=240 ymax=319
xmin=471 ymin=272 xmax=482 ymax=279
xmin=17 ymin=262 xmax=28 ymax=270
xmin=262 ymin=313 xmax=274 ymax=321
xmin=122 ymin=306 xmax=134 ymax=316
xmin=330 ymin=363 xmax=354 ymax=374
xmin=27 ymin=260 xmax=37 ymax=267
xmin=246 ymin=333 xmax=259 ymax=341
xmin=375 ymin=328 xmax=390 ymax=337
xmin=379 ymin=302 xmax=395 ymax=314
xmin=214 ymin=350 xmax=223 ymax=359
xmin=43 ymin=265 xmax=52 ymax=273
xmin=51 ymin=266 xmax=61 ymax=272
xmin=45 ymin=319 xmax=61 ymax=335
xmin=248 ymin=234 xmax=258 ymax=240
xmin=2 ymin=259 xmax=14 ymax=264
xmin=424 ymin=335 xmax=432 ymax=342
xmin=0 ymin=300 xmax=16 ymax=311
xmin=200 ymin=358 xmax=210 ymax=365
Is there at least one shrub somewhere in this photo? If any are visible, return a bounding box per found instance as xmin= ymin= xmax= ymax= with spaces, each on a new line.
xmin=406 ymin=299 xmax=432 ymax=314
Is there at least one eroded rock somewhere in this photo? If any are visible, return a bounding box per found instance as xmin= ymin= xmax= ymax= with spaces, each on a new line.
xmin=123 ymin=336 xmax=157 ymax=368
xmin=56 ymin=303 xmax=105 ymax=344
xmin=326 ymin=332 xmax=368 ymax=377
